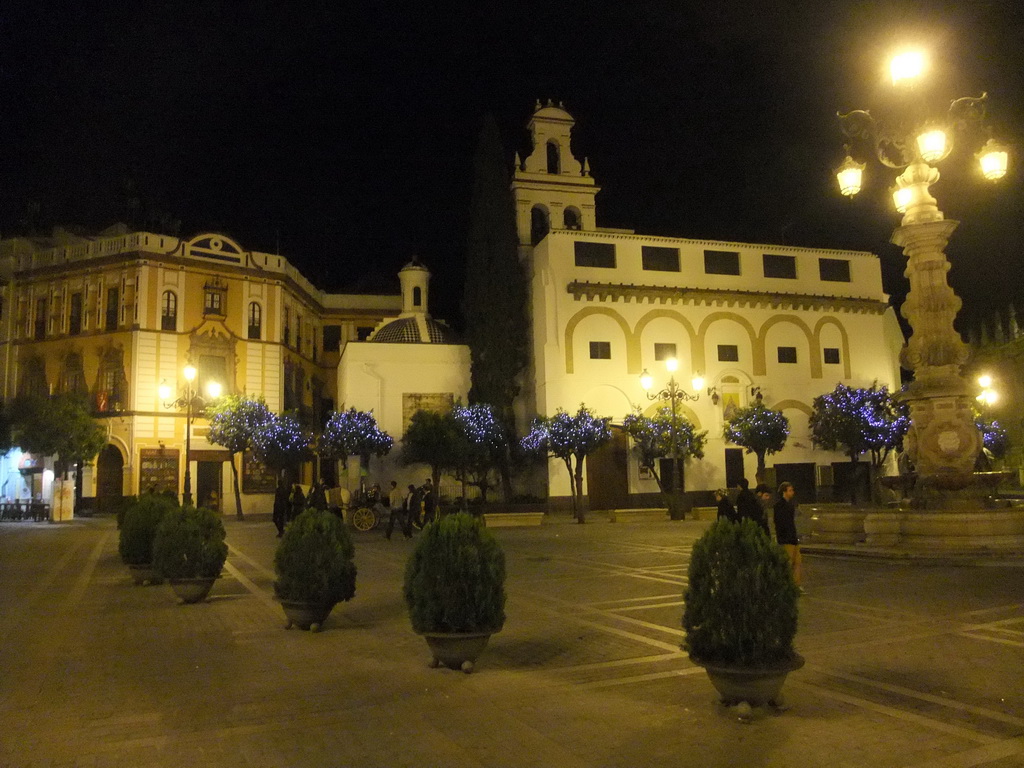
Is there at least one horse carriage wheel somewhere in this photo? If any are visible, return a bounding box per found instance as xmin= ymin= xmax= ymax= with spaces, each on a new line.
xmin=351 ymin=506 xmax=377 ymax=532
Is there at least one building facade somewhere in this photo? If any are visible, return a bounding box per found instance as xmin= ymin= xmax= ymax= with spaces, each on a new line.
xmin=513 ymin=103 xmax=904 ymax=506
xmin=0 ymin=225 xmax=399 ymax=516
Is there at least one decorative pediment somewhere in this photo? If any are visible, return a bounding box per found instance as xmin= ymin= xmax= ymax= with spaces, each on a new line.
xmin=184 ymin=233 xmax=246 ymax=265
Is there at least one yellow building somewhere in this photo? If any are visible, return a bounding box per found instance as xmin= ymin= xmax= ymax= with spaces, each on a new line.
xmin=0 ymin=225 xmax=399 ymax=516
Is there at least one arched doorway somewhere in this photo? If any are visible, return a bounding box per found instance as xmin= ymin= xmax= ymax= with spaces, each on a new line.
xmin=96 ymin=444 xmax=124 ymax=515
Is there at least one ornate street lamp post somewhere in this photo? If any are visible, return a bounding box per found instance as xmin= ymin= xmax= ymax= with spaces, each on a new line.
xmin=640 ymin=357 xmax=703 ymax=519
xmin=160 ymin=365 xmax=222 ymax=506
xmin=835 ymin=49 xmax=1009 ymax=492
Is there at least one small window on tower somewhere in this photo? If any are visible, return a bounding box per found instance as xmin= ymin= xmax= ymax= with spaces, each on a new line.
xmin=546 ymin=141 xmax=560 ymax=174
xmin=589 ymin=341 xmax=611 ymax=359
xmin=413 ymin=286 xmax=422 ymax=307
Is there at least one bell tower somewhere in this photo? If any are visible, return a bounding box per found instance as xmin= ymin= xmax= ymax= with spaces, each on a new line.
xmin=511 ymin=100 xmax=600 ymax=250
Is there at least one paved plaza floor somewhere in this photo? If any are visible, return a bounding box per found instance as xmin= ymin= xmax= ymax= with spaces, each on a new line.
xmin=1 ymin=514 xmax=1023 ymax=767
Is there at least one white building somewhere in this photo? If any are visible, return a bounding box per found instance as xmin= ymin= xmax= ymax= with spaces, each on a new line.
xmin=513 ymin=102 xmax=904 ymax=506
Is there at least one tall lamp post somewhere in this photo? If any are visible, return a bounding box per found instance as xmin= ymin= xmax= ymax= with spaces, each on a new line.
xmin=640 ymin=357 xmax=704 ymax=519
xmin=835 ymin=49 xmax=1009 ymax=491
xmin=160 ymin=365 xmax=222 ymax=506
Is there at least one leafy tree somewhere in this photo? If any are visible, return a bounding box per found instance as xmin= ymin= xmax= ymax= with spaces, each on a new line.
xmin=206 ymin=395 xmax=273 ymax=519
xmin=463 ymin=115 xmax=529 ymax=500
xmin=723 ymin=403 xmax=790 ymax=480
xmin=317 ymin=407 xmax=393 ymax=483
xmin=252 ymin=413 xmax=313 ymax=502
xmin=622 ymin=407 xmax=708 ymax=518
xmin=976 ymin=418 xmax=1010 ymax=461
xmin=453 ymin=403 xmax=508 ymax=504
xmin=809 ymin=383 xmax=909 ymax=503
xmin=521 ymin=405 xmax=612 ymax=523
xmin=11 ymin=393 xmax=106 ymax=512
xmin=402 ymin=409 xmax=464 ymax=494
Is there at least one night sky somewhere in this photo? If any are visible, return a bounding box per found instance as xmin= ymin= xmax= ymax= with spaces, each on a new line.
xmin=3 ymin=1 xmax=1023 ymax=334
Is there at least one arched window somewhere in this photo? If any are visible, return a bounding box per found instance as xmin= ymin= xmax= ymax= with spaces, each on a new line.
xmin=248 ymin=302 xmax=262 ymax=340
xmin=546 ymin=141 xmax=561 ymax=174
xmin=161 ymin=291 xmax=177 ymax=331
xmin=413 ymin=286 xmax=422 ymax=307
xmin=563 ymin=207 xmax=581 ymax=230
xmin=531 ymin=206 xmax=550 ymax=246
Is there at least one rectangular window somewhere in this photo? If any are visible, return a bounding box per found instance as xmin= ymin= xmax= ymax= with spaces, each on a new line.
xmin=717 ymin=344 xmax=739 ymax=362
xmin=204 ymin=290 xmax=224 ymax=314
xmin=777 ymin=346 xmax=798 ymax=364
xmin=105 ymin=287 xmax=119 ymax=331
xmin=704 ymin=250 xmax=740 ymax=275
xmin=823 ymin=347 xmax=841 ymax=364
xmin=763 ymin=253 xmax=797 ymax=279
xmin=654 ymin=342 xmax=677 ymax=361
xmin=641 ymin=246 xmax=680 ymax=272
xmin=34 ymin=298 xmax=47 ymax=341
xmin=589 ymin=341 xmax=611 ymax=359
xmin=819 ymin=258 xmax=851 ymax=282
xmin=574 ymin=241 xmax=616 ymax=269
xmin=323 ymin=325 xmax=341 ymax=352
xmin=69 ymin=293 xmax=83 ymax=336
xmin=357 ymin=326 xmax=374 ymax=341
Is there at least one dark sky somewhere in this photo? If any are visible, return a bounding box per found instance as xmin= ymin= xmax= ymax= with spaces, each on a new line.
xmin=2 ymin=1 xmax=1023 ymax=334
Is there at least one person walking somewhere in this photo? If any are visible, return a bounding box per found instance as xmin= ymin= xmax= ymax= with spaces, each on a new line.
xmin=385 ymin=480 xmax=410 ymax=540
xmin=273 ymin=479 xmax=290 ymax=537
xmin=773 ymin=481 xmax=803 ymax=590
xmin=420 ymin=478 xmax=437 ymax=526
xmin=405 ymin=483 xmax=422 ymax=531
xmin=714 ymin=488 xmax=738 ymax=523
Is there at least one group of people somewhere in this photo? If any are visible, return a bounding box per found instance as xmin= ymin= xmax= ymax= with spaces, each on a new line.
xmin=381 ymin=478 xmax=436 ymax=540
xmin=714 ymin=478 xmax=803 ymax=590
xmin=272 ymin=480 xmax=333 ymax=537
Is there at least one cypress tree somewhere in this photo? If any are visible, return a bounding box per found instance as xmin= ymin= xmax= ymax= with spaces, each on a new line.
xmin=463 ymin=115 xmax=529 ymax=499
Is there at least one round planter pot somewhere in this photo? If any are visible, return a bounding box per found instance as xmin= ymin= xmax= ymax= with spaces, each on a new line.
xmin=127 ymin=563 xmax=164 ymax=586
xmin=420 ymin=630 xmax=498 ymax=673
xmin=279 ymin=600 xmax=336 ymax=632
xmin=690 ymin=653 xmax=805 ymax=707
xmin=168 ymin=577 xmax=218 ymax=604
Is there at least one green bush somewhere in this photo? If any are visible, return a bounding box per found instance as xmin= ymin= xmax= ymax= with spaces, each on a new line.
xmin=404 ymin=513 xmax=506 ymax=634
xmin=152 ymin=506 xmax=228 ymax=580
xmin=274 ymin=509 xmax=356 ymax=605
xmin=118 ymin=495 xmax=178 ymax=565
xmin=683 ymin=518 xmax=799 ymax=666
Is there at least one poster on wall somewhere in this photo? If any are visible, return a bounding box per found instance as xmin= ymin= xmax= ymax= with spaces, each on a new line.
xmin=242 ymin=451 xmax=278 ymax=494
xmin=139 ymin=449 xmax=179 ymax=495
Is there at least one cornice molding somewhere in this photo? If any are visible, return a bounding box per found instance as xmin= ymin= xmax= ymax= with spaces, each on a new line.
xmin=566 ymin=281 xmax=889 ymax=315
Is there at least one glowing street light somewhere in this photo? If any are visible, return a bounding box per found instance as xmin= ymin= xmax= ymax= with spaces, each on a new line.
xmin=161 ymin=365 xmax=224 ymax=505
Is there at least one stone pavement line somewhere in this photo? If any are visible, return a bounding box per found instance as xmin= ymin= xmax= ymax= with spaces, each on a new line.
xmin=586 ymin=592 xmax=680 ymax=607
xmin=903 ymin=734 xmax=1024 ymax=768
xmin=222 ymin=558 xmax=277 ymax=614
xmin=959 ymin=616 xmax=1024 ymax=649
xmin=791 ymin=681 xmax=999 ymax=745
xmin=807 ymin=666 xmax=1024 ymax=730
xmin=575 ymin=665 xmax=703 ymax=690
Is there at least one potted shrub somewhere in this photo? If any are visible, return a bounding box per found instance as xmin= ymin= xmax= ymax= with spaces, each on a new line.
xmin=274 ymin=508 xmax=357 ymax=632
xmin=403 ymin=512 xmax=506 ymax=673
xmin=152 ymin=505 xmax=228 ymax=603
xmin=683 ymin=518 xmax=804 ymax=711
xmin=118 ymin=494 xmax=178 ymax=585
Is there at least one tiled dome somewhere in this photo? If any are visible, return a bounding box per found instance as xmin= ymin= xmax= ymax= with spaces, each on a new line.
xmin=370 ymin=317 xmax=460 ymax=344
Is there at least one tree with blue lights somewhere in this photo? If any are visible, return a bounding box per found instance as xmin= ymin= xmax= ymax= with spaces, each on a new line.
xmin=976 ymin=418 xmax=1010 ymax=463
xmin=809 ymin=383 xmax=909 ymax=470
xmin=207 ymin=395 xmax=273 ymax=519
xmin=317 ymin=407 xmax=393 ymax=483
xmin=252 ymin=413 xmax=313 ymax=502
xmin=453 ymin=403 xmax=507 ymax=505
xmin=723 ymin=403 xmax=790 ymax=481
xmin=521 ymin=405 xmax=612 ymax=523
xmin=623 ymin=407 xmax=708 ymax=495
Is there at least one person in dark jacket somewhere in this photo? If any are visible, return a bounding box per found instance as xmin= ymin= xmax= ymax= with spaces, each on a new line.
xmin=750 ymin=484 xmax=773 ymax=538
xmin=714 ymin=488 xmax=738 ymax=523
xmin=289 ymin=484 xmax=306 ymax=523
xmin=735 ymin=478 xmax=765 ymax=533
xmin=773 ymin=481 xmax=803 ymax=589
xmin=308 ymin=481 xmax=328 ymax=512
xmin=273 ymin=480 xmax=290 ymax=537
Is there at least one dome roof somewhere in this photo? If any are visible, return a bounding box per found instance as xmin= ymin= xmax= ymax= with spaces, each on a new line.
xmin=370 ymin=317 xmax=460 ymax=344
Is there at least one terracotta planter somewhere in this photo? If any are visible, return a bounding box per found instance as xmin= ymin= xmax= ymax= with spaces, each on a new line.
xmin=127 ymin=563 xmax=163 ymax=586
xmin=279 ymin=600 xmax=335 ymax=632
xmin=168 ymin=577 xmax=217 ymax=604
xmin=690 ymin=653 xmax=805 ymax=707
xmin=420 ymin=630 xmax=497 ymax=673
